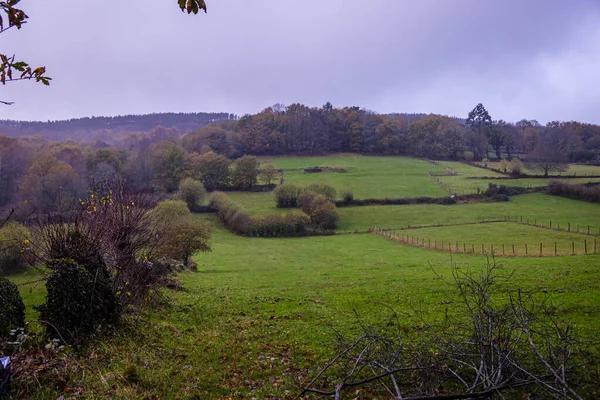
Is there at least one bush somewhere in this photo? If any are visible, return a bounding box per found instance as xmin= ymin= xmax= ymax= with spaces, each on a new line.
xmin=482 ymin=157 xmax=489 ymax=167
xmin=176 ymin=178 xmax=206 ymax=212
xmin=306 ymin=183 xmax=337 ymax=201
xmin=0 ymin=277 xmax=25 ymax=338
xmin=546 ymin=180 xmax=600 ymax=203
xmin=298 ymin=191 xmax=318 ymax=214
xmin=342 ymin=191 xmax=354 ymax=204
xmin=500 ymin=159 xmax=508 ymax=172
xmin=157 ymin=217 xmax=211 ymax=265
xmin=274 ymin=184 xmax=303 ymax=208
xmin=463 ymin=151 xmax=474 ymax=162
xmin=232 ymin=155 xmax=260 ymax=189
xmin=0 ymin=222 xmax=30 ymax=275
xmin=307 ymin=195 xmax=339 ymax=230
xmin=509 ymin=159 xmax=523 ymax=176
xmin=37 ymin=260 xmax=120 ymax=342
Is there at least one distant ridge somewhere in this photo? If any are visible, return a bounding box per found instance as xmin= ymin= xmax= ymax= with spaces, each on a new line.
xmin=0 ymin=112 xmax=236 ymax=143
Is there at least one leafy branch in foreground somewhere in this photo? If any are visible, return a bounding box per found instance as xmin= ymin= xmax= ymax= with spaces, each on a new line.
xmin=302 ymin=262 xmax=596 ymax=399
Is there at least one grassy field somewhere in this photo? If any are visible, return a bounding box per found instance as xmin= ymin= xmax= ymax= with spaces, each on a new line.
xmin=6 ymin=154 xmax=600 ymax=399
xmin=485 ymin=160 xmax=600 ymax=176
xmin=260 ymin=154 xmax=448 ymax=199
xmin=337 ymin=192 xmax=600 ymax=232
xmin=11 ymin=218 xmax=600 ymax=398
xmin=386 ymin=221 xmax=595 ymax=256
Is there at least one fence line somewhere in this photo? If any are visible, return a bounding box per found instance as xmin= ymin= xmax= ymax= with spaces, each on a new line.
xmin=504 ymin=216 xmax=600 ymax=237
xmin=371 ymin=227 xmax=598 ymax=258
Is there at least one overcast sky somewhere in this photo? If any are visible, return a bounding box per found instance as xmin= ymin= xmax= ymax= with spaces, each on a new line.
xmin=1 ymin=0 xmax=599 ymax=123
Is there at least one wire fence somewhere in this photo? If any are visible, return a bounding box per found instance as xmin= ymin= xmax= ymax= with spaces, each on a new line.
xmin=372 ymin=227 xmax=599 ymax=257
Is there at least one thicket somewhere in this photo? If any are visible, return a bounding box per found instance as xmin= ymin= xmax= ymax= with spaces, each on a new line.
xmin=546 ymin=180 xmax=600 ymax=203
xmin=336 ymin=195 xmax=457 ymax=207
xmin=274 ymin=183 xmax=337 ymax=208
xmin=27 ymin=187 xmax=211 ymax=342
xmin=211 ymin=192 xmax=335 ymax=237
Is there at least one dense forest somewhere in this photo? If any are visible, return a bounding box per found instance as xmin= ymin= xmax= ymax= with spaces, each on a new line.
xmin=1 ymin=102 xmax=600 ymax=216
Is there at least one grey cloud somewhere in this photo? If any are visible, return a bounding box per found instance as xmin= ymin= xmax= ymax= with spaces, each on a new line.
xmin=1 ymin=0 xmax=599 ymax=123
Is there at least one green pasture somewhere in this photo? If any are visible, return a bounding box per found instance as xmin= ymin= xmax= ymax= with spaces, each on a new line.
xmin=6 ymin=155 xmax=600 ymax=399
xmin=337 ymin=193 xmax=600 ymax=232
xmin=388 ymin=221 xmax=594 ymax=257
xmin=484 ymin=161 xmax=600 ymax=176
xmin=259 ymin=154 xmax=448 ymax=199
xmin=11 ymin=217 xmax=599 ymax=399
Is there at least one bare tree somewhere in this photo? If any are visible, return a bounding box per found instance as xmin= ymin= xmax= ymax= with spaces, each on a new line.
xmin=528 ymin=126 xmax=580 ymax=177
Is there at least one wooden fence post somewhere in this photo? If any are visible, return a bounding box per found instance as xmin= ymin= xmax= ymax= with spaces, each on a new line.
xmin=482 ymin=243 xmax=485 ymax=255
xmin=525 ymin=244 xmax=528 ymax=256
xmin=512 ymin=244 xmax=515 ymax=255
xmin=539 ymin=243 xmax=542 ymax=257
xmin=585 ymin=239 xmax=587 ymax=254
xmin=568 ymin=222 xmax=571 ymax=232
xmin=595 ymin=239 xmax=597 ymax=253
xmin=555 ymin=242 xmax=557 ymax=256
xmin=502 ymin=244 xmax=505 ymax=255
xmin=572 ymin=241 xmax=575 ymax=255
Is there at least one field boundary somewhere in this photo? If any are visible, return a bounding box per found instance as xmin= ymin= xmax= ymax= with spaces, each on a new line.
xmin=372 ymin=226 xmax=599 ymax=257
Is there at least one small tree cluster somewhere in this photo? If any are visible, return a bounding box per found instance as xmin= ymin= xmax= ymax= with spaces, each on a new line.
xmin=299 ymin=193 xmax=339 ymax=230
xmin=509 ymin=158 xmax=523 ymax=176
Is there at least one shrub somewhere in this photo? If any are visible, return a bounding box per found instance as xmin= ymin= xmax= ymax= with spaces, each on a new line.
xmin=0 ymin=222 xmax=30 ymax=275
xmin=500 ymin=159 xmax=508 ymax=172
xmin=509 ymin=159 xmax=523 ymax=176
xmin=176 ymin=178 xmax=206 ymax=212
xmin=546 ymin=180 xmax=600 ymax=203
xmin=482 ymin=157 xmax=489 ymax=167
xmin=274 ymin=184 xmax=303 ymax=208
xmin=157 ymin=217 xmax=211 ymax=265
xmin=306 ymin=183 xmax=337 ymax=201
xmin=298 ymin=191 xmax=318 ymax=214
xmin=342 ymin=191 xmax=354 ymax=204
xmin=463 ymin=151 xmax=474 ymax=162
xmin=308 ymin=196 xmax=339 ymax=230
xmin=37 ymin=260 xmax=120 ymax=342
xmin=0 ymin=277 xmax=25 ymax=338
xmin=151 ymin=200 xmax=190 ymax=229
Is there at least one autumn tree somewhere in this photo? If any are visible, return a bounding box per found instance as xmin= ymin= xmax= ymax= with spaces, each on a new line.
xmin=258 ymin=161 xmax=279 ymax=185
xmin=232 ymin=155 xmax=260 ymax=189
xmin=151 ymin=141 xmax=188 ymax=192
xmin=189 ymin=151 xmax=231 ymax=190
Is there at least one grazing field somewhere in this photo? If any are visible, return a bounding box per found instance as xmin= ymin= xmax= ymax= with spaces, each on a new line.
xmin=485 ymin=160 xmax=600 ymax=176
xmin=383 ymin=221 xmax=595 ymax=256
xmin=12 ymin=218 xmax=600 ymax=398
xmin=260 ymin=154 xmax=448 ymax=199
xmin=337 ymin=192 xmax=600 ymax=232
xmin=7 ymin=154 xmax=600 ymax=399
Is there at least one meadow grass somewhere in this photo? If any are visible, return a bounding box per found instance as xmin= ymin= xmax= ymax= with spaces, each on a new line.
xmin=389 ymin=221 xmax=595 ymax=256
xmin=5 ymin=155 xmax=600 ymax=399
xmin=337 ymin=193 xmax=600 ymax=231
xmin=11 ymin=218 xmax=597 ymax=398
xmin=259 ymin=154 xmax=448 ymax=199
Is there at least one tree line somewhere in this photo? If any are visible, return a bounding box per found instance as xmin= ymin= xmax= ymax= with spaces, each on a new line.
xmin=1 ymin=103 xmax=599 ymax=216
